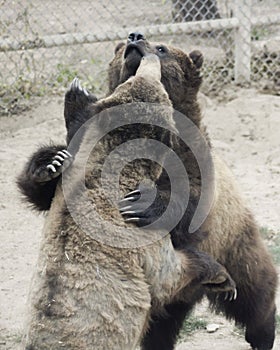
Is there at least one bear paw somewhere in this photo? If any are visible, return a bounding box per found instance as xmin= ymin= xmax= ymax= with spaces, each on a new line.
xmin=203 ymin=270 xmax=237 ymax=302
xmin=33 ymin=149 xmax=73 ymax=182
xmin=65 ymin=77 xmax=97 ymax=107
xmin=118 ymin=186 xmax=166 ymax=227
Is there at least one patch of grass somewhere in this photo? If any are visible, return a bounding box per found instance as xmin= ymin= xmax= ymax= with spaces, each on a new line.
xmin=0 ymin=81 xmax=35 ymax=116
xmin=276 ymin=314 xmax=280 ymax=332
xmin=251 ymin=27 xmax=270 ymax=41
xmin=260 ymin=226 xmax=280 ymax=265
xmin=0 ymin=63 xmax=106 ymax=116
xmin=54 ymin=64 xmax=79 ymax=86
xmin=178 ymin=315 xmax=207 ymax=338
xmin=269 ymin=245 xmax=280 ymax=265
xmin=260 ymin=226 xmax=273 ymax=239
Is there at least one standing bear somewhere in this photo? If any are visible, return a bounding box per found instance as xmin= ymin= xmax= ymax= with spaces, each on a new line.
xmin=18 ymin=33 xmax=277 ymax=350
xmin=20 ymin=42 xmax=235 ymax=349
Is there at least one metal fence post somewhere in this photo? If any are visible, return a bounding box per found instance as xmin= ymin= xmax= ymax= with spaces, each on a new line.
xmin=234 ymin=0 xmax=252 ymax=84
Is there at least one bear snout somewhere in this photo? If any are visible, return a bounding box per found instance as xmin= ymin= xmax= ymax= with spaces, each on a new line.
xmin=127 ymin=31 xmax=146 ymax=43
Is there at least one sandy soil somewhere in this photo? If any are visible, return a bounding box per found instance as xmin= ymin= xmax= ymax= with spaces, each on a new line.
xmin=0 ymin=87 xmax=279 ymax=349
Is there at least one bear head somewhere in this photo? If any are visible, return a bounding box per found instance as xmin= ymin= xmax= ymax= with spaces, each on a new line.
xmin=108 ymin=32 xmax=203 ymax=119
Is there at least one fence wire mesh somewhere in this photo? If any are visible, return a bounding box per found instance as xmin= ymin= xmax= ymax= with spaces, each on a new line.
xmin=0 ymin=0 xmax=279 ymax=115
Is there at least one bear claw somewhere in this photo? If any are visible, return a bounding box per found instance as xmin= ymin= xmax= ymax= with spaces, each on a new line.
xmin=51 ymin=160 xmax=62 ymax=167
xmin=70 ymin=77 xmax=81 ymax=90
xmin=35 ymin=149 xmax=73 ymax=182
xmin=46 ymin=164 xmax=57 ymax=173
xmin=119 ymin=189 xmax=141 ymax=204
xmin=124 ymin=217 xmax=140 ymax=222
xmin=224 ymin=288 xmax=238 ymax=301
xmin=121 ymin=210 xmax=140 ymax=215
xmin=53 ymin=155 xmax=64 ymax=162
xmin=70 ymin=77 xmax=89 ymax=96
xmin=119 ymin=196 xmax=138 ymax=203
xmin=124 ymin=189 xmax=141 ymax=197
xmin=47 ymin=149 xmax=73 ymax=173
xmin=119 ymin=205 xmax=132 ymax=212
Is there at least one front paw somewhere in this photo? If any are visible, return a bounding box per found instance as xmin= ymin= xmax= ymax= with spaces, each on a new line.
xmin=65 ymin=77 xmax=97 ymax=107
xmin=203 ymin=270 xmax=237 ymax=301
xmin=118 ymin=186 xmax=165 ymax=227
xmin=33 ymin=149 xmax=73 ymax=183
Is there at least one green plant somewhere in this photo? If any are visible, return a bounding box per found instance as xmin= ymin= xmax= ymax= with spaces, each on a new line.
xmin=55 ymin=64 xmax=79 ymax=85
xmin=268 ymin=245 xmax=280 ymax=265
xmin=260 ymin=226 xmax=275 ymax=239
xmin=179 ymin=315 xmax=207 ymax=337
xmin=276 ymin=314 xmax=280 ymax=332
xmin=260 ymin=226 xmax=280 ymax=265
xmin=251 ymin=27 xmax=269 ymax=41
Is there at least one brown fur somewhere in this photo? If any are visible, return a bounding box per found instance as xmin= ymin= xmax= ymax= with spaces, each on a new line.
xmin=22 ymin=34 xmax=277 ymax=349
xmin=24 ymin=55 xmax=233 ymax=349
xmin=108 ymin=39 xmax=277 ymax=350
xmin=201 ymin=156 xmax=278 ymax=331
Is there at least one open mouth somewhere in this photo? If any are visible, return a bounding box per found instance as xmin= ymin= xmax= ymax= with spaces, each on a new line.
xmin=123 ymin=43 xmax=145 ymax=77
xmin=124 ymin=43 xmax=145 ymax=59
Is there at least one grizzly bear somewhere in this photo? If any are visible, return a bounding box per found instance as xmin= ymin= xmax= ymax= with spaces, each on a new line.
xmin=18 ymin=32 xmax=277 ymax=350
xmin=21 ymin=48 xmax=235 ymax=349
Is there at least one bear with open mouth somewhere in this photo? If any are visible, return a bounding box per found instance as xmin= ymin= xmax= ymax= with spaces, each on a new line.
xmin=20 ymin=34 xmax=236 ymax=350
xmin=18 ymin=32 xmax=277 ymax=350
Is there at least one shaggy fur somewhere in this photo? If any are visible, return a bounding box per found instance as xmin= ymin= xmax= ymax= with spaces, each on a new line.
xmin=112 ymin=39 xmax=277 ymax=350
xmin=23 ymin=53 xmax=234 ymax=349
xmin=18 ymin=34 xmax=277 ymax=350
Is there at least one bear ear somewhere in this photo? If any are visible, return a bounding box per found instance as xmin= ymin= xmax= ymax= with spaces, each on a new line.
xmin=189 ymin=50 xmax=203 ymax=69
xmin=114 ymin=42 xmax=125 ymax=54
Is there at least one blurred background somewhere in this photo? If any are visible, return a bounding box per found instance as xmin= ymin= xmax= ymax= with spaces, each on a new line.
xmin=0 ymin=0 xmax=279 ymax=115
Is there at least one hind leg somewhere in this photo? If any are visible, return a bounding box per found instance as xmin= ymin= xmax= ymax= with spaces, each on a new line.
xmin=141 ymin=244 xmax=236 ymax=350
xmin=214 ymin=284 xmax=276 ymax=350
xmin=141 ymin=257 xmax=236 ymax=350
xmin=208 ymin=245 xmax=277 ymax=350
xmin=245 ymin=305 xmax=276 ymax=350
xmin=141 ymin=301 xmax=198 ymax=350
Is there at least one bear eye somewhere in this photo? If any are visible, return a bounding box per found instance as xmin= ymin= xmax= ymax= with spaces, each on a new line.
xmin=156 ymin=45 xmax=167 ymax=54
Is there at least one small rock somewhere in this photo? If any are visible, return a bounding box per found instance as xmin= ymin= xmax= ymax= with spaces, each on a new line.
xmin=206 ymin=323 xmax=220 ymax=333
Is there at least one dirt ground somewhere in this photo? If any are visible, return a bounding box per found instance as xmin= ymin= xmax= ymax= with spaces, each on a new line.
xmin=0 ymin=87 xmax=279 ymax=349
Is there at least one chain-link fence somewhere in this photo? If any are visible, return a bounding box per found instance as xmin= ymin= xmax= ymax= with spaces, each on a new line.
xmin=0 ymin=0 xmax=279 ymax=115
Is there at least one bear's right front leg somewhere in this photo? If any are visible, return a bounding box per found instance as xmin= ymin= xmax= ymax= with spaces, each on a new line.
xmin=141 ymin=247 xmax=236 ymax=350
xmin=145 ymin=239 xmax=236 ymax=309
xmin=180 ymin=248 xmax=237 ymax=299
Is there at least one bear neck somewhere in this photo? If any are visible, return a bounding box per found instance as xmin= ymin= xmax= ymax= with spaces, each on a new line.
xmin=170 ymin=93 xmax=210 ymax=185
xmin=174 ymin=96 xmax=202 ymax=129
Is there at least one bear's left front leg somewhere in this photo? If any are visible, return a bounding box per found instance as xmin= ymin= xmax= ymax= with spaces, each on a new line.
xmin=17 ymin=145 xmax=72 ymax=211
xmin=118 ymin=185 xmax=173 ymax=228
